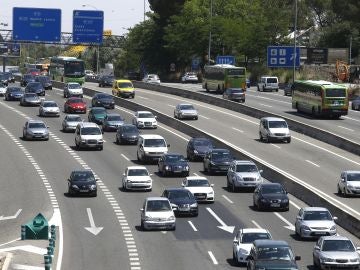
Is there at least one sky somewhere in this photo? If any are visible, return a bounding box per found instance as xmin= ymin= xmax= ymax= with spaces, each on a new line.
xmin=0 ymin=0 xmax=151 ymax=36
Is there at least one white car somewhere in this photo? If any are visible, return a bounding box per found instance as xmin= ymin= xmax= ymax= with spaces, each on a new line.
xmin=0 ymin=83 xmax=6 ymax=96
xmin=122 ymin=166 xmax=152 ymax=191
xmin=181 ymin=72 xmax=198 ymax=83
xmin=174 ymin=104 xmax=198 ymax=120
xmin=181 ymin=176 xmax=214 ymax=202
xmin=132 ymin=111 xmax=157 ymax=129
xmin=143 ymin=74 xmax=160 ymax=84
xmin=232 ymin=228 xmax=272 ymax=265
xmin=338 ymin=170 xmax=360 ymax=197
xmin=140 ymin=197 xmax=176 ymax=231
xmin=64 ymin=82 xmax=83 ymax=98
xmin=39 ymin=100 xmax=60 ymax=117
xmin=137 ymin=134 xmax=169 ymax=163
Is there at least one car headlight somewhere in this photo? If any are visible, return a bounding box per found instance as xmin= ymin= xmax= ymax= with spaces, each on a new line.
xmin=350 ymin=258 xmax=360 ymax=263
xmin=330 ymin=225 xmax=336 ymax=230
xmin=301 ymin=225 xmax=310 ymax=230
xmin=81 ymin=139 xmax=86 ymax=142
xmin=210 ymin=161 xmax=216 ymax=166
xmin=260 ymin=198 xmax=268 ymax=203
xmin=153 ymin=121 xmax=157 ymax=124
xmin=208 ymin=191 xmax=214 ymax=195
xmin=282 ymin=198 xmax=289 ymax=203
xmin=167 ymin=216 xmax=175 ymax=221
xmin=144 ymin=215 xmax=152 ymax=221
xmin=146 ymin=180 xmax=152 ymax=183
xmin=193 ymin=150 xmax=198 ymax=154
xmin=126 ymin=180 xmax=131 ymax=183
xmin=90 ymin=185 xmax=97 ymax=190
xmin=185 ymin=166 xmax=189 ymax=170
xmin=190 ymin=203 xmax=197 ymax=207
xmin=347 ymin=183 xmax=353 ymax=188
xmin=145 ymin=151 xmax=149 ymax=154
xmin=71 ymin=185 xmax=79 ymax=189
xmin=98 ymin=139 xmax=103 ymax=143
xmin=138 ymin=121 xmax=143 ymax=124
xmin=238 ymin=248 xmax=249 ymax=255
xmin=320 ymin=257 xmax=335 ymax=263
xmin=165 ymin=165 xmax=170 ymax=170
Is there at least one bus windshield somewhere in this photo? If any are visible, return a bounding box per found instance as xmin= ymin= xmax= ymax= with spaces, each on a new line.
xmin=325 ymin=88 xmax=346 ymax=98
xmin=64 ymin=61 xmax=85 ymax=77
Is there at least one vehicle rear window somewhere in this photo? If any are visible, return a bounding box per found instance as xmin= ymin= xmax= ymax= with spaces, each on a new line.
xmin=325 ymin=88 xmax=346 ymax=98
xmin=227 ymin=69 xmax=245 ymax=76
xmin=266 ymin=78 xmax=278 ymax=83
xmin=242 ymin=233 xmax=271 ymax=243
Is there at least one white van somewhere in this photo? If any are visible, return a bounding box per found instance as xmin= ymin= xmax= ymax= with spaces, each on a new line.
xmin=137 ymin=134 xmax=169 ymax=163
xmin=259 ymin=117 xmax=291 ymax=143
xmin=75 ymin=122 xmax=103 ymax=150
xmin=257 ymin=76 xmax=279 ymax=92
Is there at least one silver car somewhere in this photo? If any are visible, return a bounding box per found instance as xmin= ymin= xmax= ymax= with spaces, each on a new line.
xmin=23 ymin=120 xmax=49 ymax=141
xmin=295 ymin=207 xmax=337 ymax=239
xmin=313 ymin=236 xmax=360 ymax=270
xmin=20 ymin=93 xmax=41 ymax=106
xmin=338 ymin=170 xmax=360 ymax=197
xmin=174 ymin=104 xmax=198 ymax=120
xmin=39 ymin=101 xmax=60 ymax=117
xmin=227 ymin=160 xmax=263 ymax=192
xmin=62 ymin=115 xmax=83 ymax=132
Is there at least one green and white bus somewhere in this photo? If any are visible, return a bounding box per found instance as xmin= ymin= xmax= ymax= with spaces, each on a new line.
xmin=49 ymin=56 xmax=85 ymax=85
xmin=291 ymin=80 xmax=349 ymax=117
xmin=202 ymin=64 xmax=246 ymax=93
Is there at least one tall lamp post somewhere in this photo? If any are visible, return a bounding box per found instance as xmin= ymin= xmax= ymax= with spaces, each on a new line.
xmin=82 ymin=4 xmax=100 ymax=74
xmin=293 ymin=0 xmax=298 ymax=83
xmin=208 ymin=0 xmax=213 ymax=65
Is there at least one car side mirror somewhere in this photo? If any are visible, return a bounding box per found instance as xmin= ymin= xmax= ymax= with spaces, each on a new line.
xmin=356 ymin=247 xmax=360 ymax=251
xmin=259 ymin=169 xmax=263 ymax=174
xmin=341 ymin=178 xmax=345 ymax=182
xmin=155 ymin=116 xmax=158 ymax=119
xmin=314 ymin=246 xmax=320 ymax=251
xmin=150 ymin=173 xmax=153 ymax=176
xmin=167 ymin=144 xmax=170 ymax=147
xmin=210 ymin=184 xmax=214 ymax=187
xmin=139 ymin=208 xmax=144 ymax=212
xmin=47 ymin=126 xmax=50 ymax=129
xmin=233 ymin=239 xmax=239 ymax=245
xmin=122 ymin=173 xmax=125 ymax=176
xmin=295 ymin=255 xmax=301 ymax=261
xmin=181 ymin=183 xmax=185 ymax=187
xmin=333 ymin=216 xmax=338 ymax=221
xmin=171 ymin=204 xmax=178 ymax=210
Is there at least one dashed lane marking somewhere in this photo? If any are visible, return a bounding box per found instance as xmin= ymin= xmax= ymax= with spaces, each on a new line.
xmin=208 ymin=251 xmax=218 ymax=265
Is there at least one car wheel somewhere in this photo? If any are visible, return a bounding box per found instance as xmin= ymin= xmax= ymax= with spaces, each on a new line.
xmin=227 ymin=178 xmax=231 ymax=190
xmin=259 ymin=132 xmax=263 ymax=142
xmin=337 ymin=185 xmax=342 ymax=196
xmin=23 ymin=132 xmax=27 ymax=140
xmin=233 ymin=251 xmax=240 ymax=266
xmin=98 ymin=146 xmax=103 ymax=151
xmin=231 ymin=181 xmax=237 ymax=192
xmin=68 ymin=187 xmax=72 ymax=196
xmin=194 ymin=116 xmax=198 ymax=120
xmin=286 ymin=137 xmax=291 ymax=143
xmin=141 ymin=220 xmax=146 ymax=231
xmin=122 ymin=182 xmax=127 ymax=191
xmin=137 ymin=152 xmax=140 ymax=161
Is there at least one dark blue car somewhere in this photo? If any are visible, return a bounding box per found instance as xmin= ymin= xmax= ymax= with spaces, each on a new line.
xmin=162 ymin=188 xmax=198 ymax=216
xmin=25 ymin=82 xmax=45 ymax=96
xmin=186 ymin=137 xmax=214 ymax=161
xmin=158 ymin=153 xmax=190 ymax=176
xmin=4 ymin=86 xmax=24 ymax=101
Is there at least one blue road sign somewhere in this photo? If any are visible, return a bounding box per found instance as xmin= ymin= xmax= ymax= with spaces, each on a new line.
xmin=0 ymin=43 xmax=21 ymax=57
xmin=216 ymin=55 xmax=235 ymax=65
xmin=13 ymin=8 xmax=61 ymax=42
xmin=267 ymin=46 xmax=300 ymax=68
xmin=191 ymin=58 xmax=200 ymax=70
xmin=73 ymin=10 xmax=104 ymax=44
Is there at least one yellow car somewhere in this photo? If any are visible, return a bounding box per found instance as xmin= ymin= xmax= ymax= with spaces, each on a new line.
xmin=112 ymin=79 xmax=135 ymax=98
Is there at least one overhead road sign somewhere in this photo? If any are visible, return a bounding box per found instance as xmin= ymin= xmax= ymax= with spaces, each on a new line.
xmin=267 ymin=46 xmax=300 ymax=68
xmin=13 ymin=7 xmax=61 ymax=42
xmin=306 ymin=48 xmax=328 ymax=64
xmin=0 ymin=43 xmax=21 ymax=57
xmin=216 ymin=55 xmax=235 ymax=65
xmin=73 ymin=10 xmax=104 ymax=44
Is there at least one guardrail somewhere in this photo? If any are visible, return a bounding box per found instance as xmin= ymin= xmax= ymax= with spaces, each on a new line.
xmin=132 ymin=81 xmax=360 ymax=156
xmin=52 ymin=80 xmax=360 ymax=238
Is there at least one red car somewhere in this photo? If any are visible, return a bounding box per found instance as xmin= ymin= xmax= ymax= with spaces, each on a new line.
xmin=64 ymin=97 xmax=87 ymax=114
xmin=28 ymin=69 xmax=41 ymax=76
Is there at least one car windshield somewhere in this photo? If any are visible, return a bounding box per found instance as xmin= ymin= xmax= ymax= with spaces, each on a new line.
xmin=268 ymin=121 xmax=287 ymax=128
xmin=24 ymin=75 xmax=34 ymax=80
xmin=242 ymin=233 xmax=271 ymax=243
xmin=38 ymin=77 xmax=50 ymax=82
xmin=43 ymin=102 xmax=57 ymax=107
xmin=236 ymin=164 xmax=258 ymax=172
xmin=326 ymin=88 xmax=346 ymax=98
xmin=118 ymin=82 xmax=133 ymax=88
xmin=193 ymin=139 xmax=212 ymax=147
xmin=107 ymin=115 xmax=123 ymax=121
xmin=25 ymin=93 xmax=38 ymax=98
xmin=347 ymin=173 xmax=360 ymax=181
xmin=92 ymin=108 xmax=106 ymax=114
xmin=97 ymin=94 xmax=111 ymax=99
xmin=303 ymin=211 xmax=332 ymax=221
xmin=211 ymin=151 xmax=231 ymax=161
xmin=187 ymin=179 xmax=209 ymax=187
xmin=28 ymin=83 xmax=43 ymax=90
xmin=180 ymin=105 xmax=195 ymax=110
xmin=28 ymin=123 xmax=46 ymax=128
xmin=68 ymin=83 xmax=81 ymax=89
xmin=258 ymin=247 xmax=293 ymax=261
xmin=168 ymin=190 xmax=191 ymax=200
xmin=146 ymin=200 xmax=171 ymax=211
xmin=138 ymin=113 xmax=154 ymax=118
xmin=128 ymin=169 xmax=149 ymax=176
xmin=322 ymin=240 xmax=355 ymax=252
xmin=66 ymin=116 xmax=82 ymax=122
xmin=69 ymin=98 xmax=83 ymax=103
xmin=144 ymin=139 xmax=166 ymax=147
xmin=9 ymin=87 xmax=22 ymax=92
xmin=81 ymin=127 xmax=101 ymax=135
xmin=165 ymin=155 xmax=185 ymax=162
xmin=122 ymin=126 xmax=137 ymax=133
xmin=261 ymin=185 xmax=285 ymax=194
xmin=71 ymin=171 xmax=95 ymax=182
xmin=230 ymin=89 xmax=244 ymax=94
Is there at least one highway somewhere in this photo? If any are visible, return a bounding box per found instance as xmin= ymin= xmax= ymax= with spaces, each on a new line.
xmin=0 ymin=83 xmax=359 ymax=269
xmin=160 ymin=82 xmax=360 ymax=145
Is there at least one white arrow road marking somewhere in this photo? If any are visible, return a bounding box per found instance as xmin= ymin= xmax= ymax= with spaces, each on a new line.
xmin=11 ymin=264 xmax=43 ymax=270
xmin=206 ymin=207 xmax=235 ymax=233
xmin=274 ymin=212 xmax=295 ymax=231
xmin=0 ymin=209 xmax=22 ymax=221
xmin=84 ymin=208 xmax=103 ymax=235
xmin=0 ymin=245 xmax=46 ymax=255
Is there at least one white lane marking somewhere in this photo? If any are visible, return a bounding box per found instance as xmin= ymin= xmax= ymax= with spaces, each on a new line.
xmin=337 ymin=125 xmax=354 ymax=132
xmin=121 ymin=154 xmax=130 ymax=161
xmin=246 ymin=91 xmax=291 ymax=105
xmin=222 ymin=195 xmax=234 ymax=204
xmin=167 ymin=104 xmax=175 ymax=108
xmin=290 ymin=200 xmax=301 ymax=210
xmin=137 ymin=96 xmax=149 ymax=100
xmin=251 ymin=220 xmax=262 ymax=229
xmin=0 ymin=238 xmax=20 ymax=247
xmin=208 ymin=251 xmax=218 ymax=265
xmin=305 ymin=160 xmax=320 ymax=168
xmin=259 ymin=103 xmax=272 ymax=108
xmin=232 ymin=127 xmax=244 ymax=133
xmin=193 ymin=173 xmax=199 ymax=176
xmin=188 ymin=221 xmax=198 ymax=232
xmin=11 ymin=264 xmax=43 ymax=270
xmin=270 ymin=143 xmax=281 ymax=149
xmin=199 ymin=115 xmax=210 ymax=120
xmin=274 ymin=212 xmax=295 ymax=231
xmin=343 ymin=115 xmax=360 ymax=122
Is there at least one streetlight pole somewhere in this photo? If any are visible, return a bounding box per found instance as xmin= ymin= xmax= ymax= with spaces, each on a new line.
xmin=208 ymin=0 xmax=213 ymax=65
xmin=293 ymin=0 xmax=297 ymax=83
xmin=143 ymin=0 xmax=146 ymax=22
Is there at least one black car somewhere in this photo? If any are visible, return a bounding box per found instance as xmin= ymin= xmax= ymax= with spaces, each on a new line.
xmin=0 ymin=74 xmax=9 ymax=86
xmin=162 ymin=188 xmax=198 ymax=216
xmin=115 ymin=124 xmax=139 ymax=144
xmin=21 ymin=74 xmax=36 ymax=87
xmin=351 ymin=96 xmax=360 ymax=110
xmin=4 ymin=86 xmax=24 ymax=101
xmin=203 ymin=148 xmax=232 ymax=174
xmin=158 ymin=153 xmax=190 ymax=177
xmin=253 ymin=183 xmax=289 ymax=211
xmin=20 ymin=93 xmax=41 ymax=106
xmin=91 ymin=93 xmax=115 ymax=109
xmin=67 ymin=170 xmax=97 ymax=197
xmin=98 ymin=75 xmax=115 ymax=87
xmin=247 ymin=240 xmax=300 ymax=270
xmin=223 ymin=88 xmax=245 ymax=102
xmin=284 ymin=83 xmax=293 ymax=96
xmin=2 ymin=72 xmax=15 ymax=83
xmin=101 ymin=113 xmax=124 ymax=132
xmin=25 ymin=82 xmax=45 ymax=96
xmin=35 ymin=76 xmax=53 ymax=90
xmin=127 ymin=71 xmax=141 ymax=81
xmin=186 ymin=137 xmax=214 ymax=161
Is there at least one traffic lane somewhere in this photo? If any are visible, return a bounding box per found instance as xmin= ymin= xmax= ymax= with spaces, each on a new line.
xmin=0 ymin=101 xmax=132 ymax=269
xmin=0 ymin=127 xmax=52 ymax=244
xmin=118 ymin=88 xmax=360 ymax=213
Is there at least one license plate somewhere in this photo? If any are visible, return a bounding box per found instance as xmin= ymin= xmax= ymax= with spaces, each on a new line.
xmin=314 ymin=232 xmax=326 ymax=235
xmin=179 ymin=207 xmax=190 ymax=211
xmin=197 ymin=196 xmax=206 ymax=199
xmin=270 ymin=203 xmax=280 ymax=207
xmin=80 ymin=190 xmax=89 ymax=192
xmin=34 ymin=135 xmax=42 ymax=138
